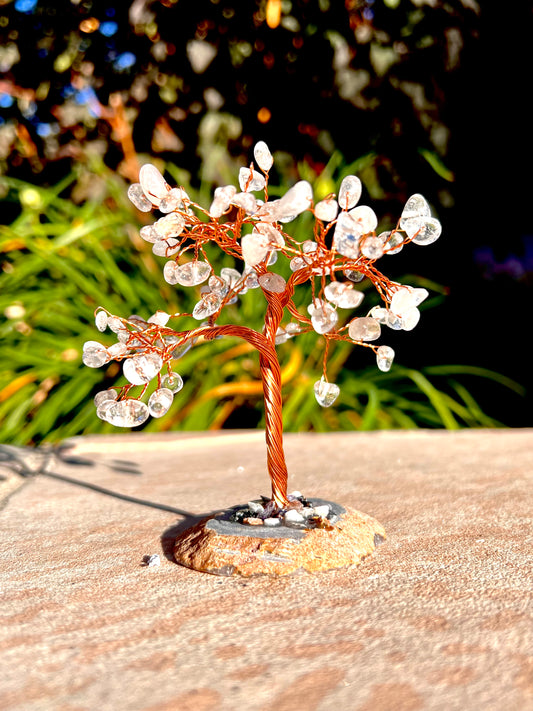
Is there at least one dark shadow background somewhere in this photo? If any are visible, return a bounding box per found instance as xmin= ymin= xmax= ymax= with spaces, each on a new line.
xmin=1 ymin=0 xmax=531 ymax=425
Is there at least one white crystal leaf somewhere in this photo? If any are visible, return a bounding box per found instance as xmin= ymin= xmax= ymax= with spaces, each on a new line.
xmin=258 ymin=272 xmax=287 ymax=293
xmin=333 ymin=212 xmax=363 ymax=258
xmin=152 ymin=238 xmax=180 ymax=257
xmin=139 ymin=225 xmax=160 ymax=244
xmin=160 ymin=371 xmax=184 ymax=393
xmin=148 ymin=388 xmax=174 ymax=417
xmin=338 ymin=175 xmax=362 ymax=210
xmin=411 ymin=216 xmax=442 ymax=246
xmin=324 ymin=281 xmax=364 ymax=309
xmin=390 ymin=286 xmax=428 ymax=315
xmin=239 ymin=167 xmax=266 ymax=192
xmin=314 ymin=198 xmax=339 ymax=222
xmin=105 ymin=399 xmax=150 ymax=427
xmin=400 ymin=193 xmax=431 ymax=222
xmin=153 ymin=213 xmax=184 ymax=239
xmin=192 ymin=292 xmax=221 ymax=320
xmin=400 ymin=307 xmax=421 ymax=331
xmin=94 ymin=389 xmax=118 ymax=408
xmin=361 ymin=236 xmax=384 ymax=260
xmin=241 ymin=232 xmax=269 ymax=266
xmin=308 ymin=300 xmax=338 ymax=334
xmin=209 ymin=185 xmax=237 ymax=217
xmin=348 ymin=205 xmax=378 ymax=234
xmin=253 ymin=141 xmax=274 ymax=171
xmin=82 ymin=343 xmax=109 ymax=368
xmin=231 ymin=192 xmax=258 ymax=214
xmin=376 ymin=345 xmax=395 ymax=372
xmin=173 ymin=261 xmax=211 ymax=287
xmin=139 ymin=164 xmax=168 ymax=206
xmin=348 ymin=317 xmax=381 ymax=342
xmin=147 ymin=310 xmax=171 ymax=326
xmin=123 ymin=353 xmax=163 ymax=385
xmin=95 ymin=310 xmax=108 ymax=332
xmin=127 ymin=183 xmax=152 ymax=212
xmin=314 ymin=377 xmax=340 ymax=407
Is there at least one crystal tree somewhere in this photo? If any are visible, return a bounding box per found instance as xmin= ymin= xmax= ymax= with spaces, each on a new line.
xmin=83 ymin=141 xmax=441 ymax=513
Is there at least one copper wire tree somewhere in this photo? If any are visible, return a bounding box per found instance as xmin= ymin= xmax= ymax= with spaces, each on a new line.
xmin=83 ymin=141 xmax=442 ymax=514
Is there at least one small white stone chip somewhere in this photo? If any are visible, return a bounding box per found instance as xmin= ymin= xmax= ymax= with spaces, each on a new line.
xmin=144 ymin=554 xmax=161 ymax=567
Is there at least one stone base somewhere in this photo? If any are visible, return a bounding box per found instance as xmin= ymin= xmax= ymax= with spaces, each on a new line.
xmin=174 ymin=500 xmax=386 ymax=576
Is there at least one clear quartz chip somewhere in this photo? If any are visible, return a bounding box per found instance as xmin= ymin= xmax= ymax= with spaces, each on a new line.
xmin=345 ymin=269 xmax=364 ymax=282
xmin=376 ymin=345 xmax=395 ymax=372
xmin=333 ymin=212 xmax=363 ymax=259
xmin=348 ymin=317 xmax=381 ymax=342
xmin=383 ymin=230 xmax=404 ymax=255
xmin=238 ymin=167 xmax=266 ymax=192
xmin=400 ymin=193 xmax=431 ymax=223
xmin=308 ymin=300 xmax=338 ymax=334
xmin=361 ymin=236 xmax=384 ymax=260
xmin=139 ymin=225 xmax=160 ymax=244
xmin=348 ymin=205 xmax=378 ymax=234
xmin=161 ymin=371 xmax=183 ymax=393
xmin=241 ymin=232 xmax=269 ymax=266
xmin=139 ymin=164 xmax=168 ymax=206
xmin=390 ymin=286 xmax=428 ymax=315
xmin=127 ymin=183 xmax=153 ymax=212
xmin=94 ymin=389 xmax=118 ymax=408
xmin=123 ymin=353 xmax=163 ymax=385
xmin=147 ymin=310 xmax=170 ymax=326
xmin=338 ymin=175 xmax=362 ymax=210
xmin=314 ymin=198 xmax=339 ymax=222
xmin=411 ymin=216 xmax=442 ymax=246
xmin=258 ymin=272 xmax=287 ymax=293
xmin=82 ymin=342 xmax=109 ymax=368
xmin=324 ymin=281 xmax=364 ymax=309
xmin=209 ymin=185 xmax=237 ymax=217
xmin=314 ymin=377 xmax=340 ymax=407
xmin=253 ymin=141 xmax=274 ymax=171
xmin=192 ymin=292 xmax=221 ymax=319
xmin=95 ymin=310 xmax=108 ymax=332
xmin=148 ymin=388 xmax=174 ymax=417
xmin=153 ymin=213 xmax=184 ymax=239
xmin=399 ymin=307 xmax=420 ymax=331
xmin=152 ymin=238 xmax=180 ymax=257
xmin=231 ymin=192 xmax=257 ymax=214
xmin=104 ymin=399 xmax=150 ymax=427
xmin=172 ymin=261 xmax=211 ymax=287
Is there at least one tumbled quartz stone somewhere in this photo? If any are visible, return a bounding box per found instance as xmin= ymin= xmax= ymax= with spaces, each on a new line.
xmin=239 ymin=167 xmax=266 ymax=192
xmin=82 ymin=342 xmax=109 ymax=368
xmin=161 ymin=371 xmax=184 ymax=393
xmin=290 ymin=255 xmax=310 ymax=271
xmin=314 ymin=198 xmax=339 ymax=222
xmin=107 ymin=342 xmax=128 ymax=358
xmin=338 ymin=175 xmax=362 ymax=210
xmin=147 ymin=310 xmax=171 ymax=326
xmin=368 ymin=306 xmax=389 ymax=324
xmin=94 ymin=389 xmax=118 ymax=408
xmin=127 ymin=183 xmax=153 ymax=212
xmin=231 ymin=192 xmax=257 ymax=214
xmin=172 ymin=260 xmax=211 ymax=287
xmin=258 ymin=272 xmax=287 ymax=293
xmin=192 ymin=292 xmax=221 ymax=320
xmin=96 ymin=399 xmax=116 ymax=420
xmin=400 ymin=193 xmax=431 ymax=223
xmin=376 ymin=345 xmax=395 ymax=372
xmin=139 ymin=225 xmax=160 ymax=244
xmin=314 ymin=377 xmax=340 ymax=407
xmin=324 ymin=281 xmax=364 ymax=309
xmin=333 ymin=212 xmax=363 ymax=259
xmin=361 ymin=236 xmax=384 ymax=260
xmin=153 ymin=213 xmax=184 ymax=239
xmin=253 ymin=141 xmax=274 ymax=172
xmin=241 ymin=232 xmax=269 ymax=266
xmin=95 ymin=310 xmax=108 ymax=332
xmin=148 ymin=388 xmax=174 ymax=418
xmin=308 ymin=300 xmax=338 ymax=334
xmin=349 ymin=205 xmax=378 ymax=234
xmin=209 ymin=185 xmax=237 ymax=218
xmin=123 ymin=353 xmax=163 ymax=385
xmin=348 ymin=317 xmax=381 ymax=342
xmin=159 ymin=188 xmax=187 ymax=214
xmin=390 ymin=286 xmax=428 ymax=316
xmin=139 ymin=164 xmax=168 ymax=206
xmin=345 ymin=269 xmax=364 ymax=283
xmin=411 ymin=216 xmax=442 ymax=246
xmin=281 ymin=180 xmax=313 ymax=217
xmin=400 ymin=307 xmax=421 ymax=331
xmin=382 ymin=231 xmax=404 ymax=255
xmin=105 ymin=399 xmax=150 ymax=428
xmin=152 ymin=238 xmax=180 ymax=257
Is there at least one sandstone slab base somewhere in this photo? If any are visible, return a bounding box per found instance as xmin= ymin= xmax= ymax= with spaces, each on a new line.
xmin=174 ymin=502 xmax=386 ymax=576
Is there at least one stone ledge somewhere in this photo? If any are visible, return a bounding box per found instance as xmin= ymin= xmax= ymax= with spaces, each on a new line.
xmin=0 ymin=429 xmax=532 ymax=710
